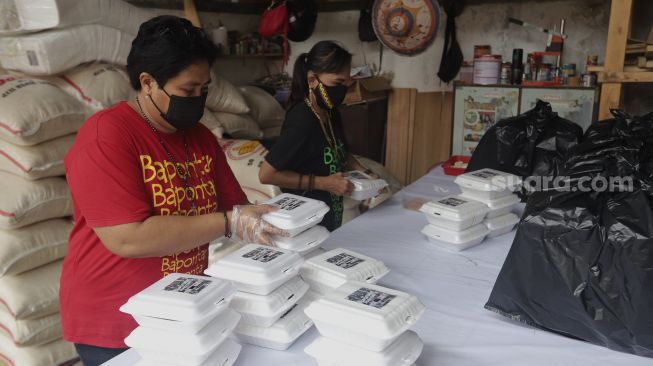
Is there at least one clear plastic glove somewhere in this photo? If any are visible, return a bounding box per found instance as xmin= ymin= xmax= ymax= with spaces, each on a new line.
xmin=230 ymin=205 xmax=289 ymax=245
xmin=322 ymin=172 xmax=355 ymax=196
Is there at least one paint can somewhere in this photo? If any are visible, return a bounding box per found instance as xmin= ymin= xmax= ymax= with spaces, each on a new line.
xmin=473 ymin=55 xmax=502 ymax=85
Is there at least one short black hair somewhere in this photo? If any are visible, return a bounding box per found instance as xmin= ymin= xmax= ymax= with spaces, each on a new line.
xmin=127 ymin=15 xmax=218 ymax=90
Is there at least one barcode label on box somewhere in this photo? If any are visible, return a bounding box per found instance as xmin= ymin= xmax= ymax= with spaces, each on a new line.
xmin=164 ymin=277 xmax=211 ymax=295
xmin=471 ymin=170 xmax=499 ymax=179
xmin=243 ymin=247 xmax=284 ymax=263
xmin=273 ymin=196 xmax=306 ymax=211
xmin=347 ymin=288 xmax=396 ymax=309
xmin=326 ymin=253 xmax=365 ymax=269
xmin=438 ymin=197 xmax=466 ymax=207
xmin=26 ymin=50 xmax=38 ymax=66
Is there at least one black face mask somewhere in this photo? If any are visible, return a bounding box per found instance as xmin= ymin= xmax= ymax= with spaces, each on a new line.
xmin=313 ymin=76 xmax=347 ymax=110
xmin=150 ymin=86 xmax=207 ymax=130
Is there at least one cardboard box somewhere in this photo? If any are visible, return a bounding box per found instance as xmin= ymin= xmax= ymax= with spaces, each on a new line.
xmin=344 ymin=77 xmax=391 ymax=105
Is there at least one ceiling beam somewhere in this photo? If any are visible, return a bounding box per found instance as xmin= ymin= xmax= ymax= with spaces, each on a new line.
xmin=125 ymin=0 xmax=364 ymax=14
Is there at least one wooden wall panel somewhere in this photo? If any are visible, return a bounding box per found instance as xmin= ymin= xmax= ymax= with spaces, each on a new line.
xmin=598 ymin=0 xmax=632 ymax=119
xmin=385 ymin=89 xmax=454 ymax=185
xmin=409 ymin=92 xmax=453 ymax=183
xmin=385 ymin=89 xmax=416 ymax=185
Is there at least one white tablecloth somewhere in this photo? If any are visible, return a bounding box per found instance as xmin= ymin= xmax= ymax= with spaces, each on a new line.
xmin=105 ymin=167 xmax=651 ymax=366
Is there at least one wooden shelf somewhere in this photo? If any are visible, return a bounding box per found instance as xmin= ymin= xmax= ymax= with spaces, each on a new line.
xmin=599 ymin=71 xmax=653 ymax=83
xmin=597 ymin=0 xmax=648 ymax=118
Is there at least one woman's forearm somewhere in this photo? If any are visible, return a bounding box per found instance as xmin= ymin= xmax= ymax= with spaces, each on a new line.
xmin=94 ymin=212 xmax=231 ymax=258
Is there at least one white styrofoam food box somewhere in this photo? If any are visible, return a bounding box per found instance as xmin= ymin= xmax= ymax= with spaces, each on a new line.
xmin=300 ymin=248 xmax=389 ymax=295
xmin=302 ymin=246 xmax=326 ymax=259
xmin=120 ymin=273 xmax=235 ymax=333
xmin=346 ymin=170 xmax=389 ymax=201
xmin=419 ymin=196 xmax=489 ymax=231
xmin=460 ymin=192 xmax=520 ymax=219
xmin=272 ymin=225 xmax=329 ymax=254
xmin=230 ymin=276 xmax=309 ymax=327
xmin=485 ymin=213 xmax=519 ymax=238
xmin=305 ymin=330 xmax=423 ymax=366
xmin=304 ymin=281 xmax=425 ymax=352
xmin=421 ymin=223 xmax=489 ymax=252
xmin=134 ymin=338 xmax=241 ymax=366
xmin=454 ymin=168 xmax=522 ymax=200
xmin=263 ymin=193 xmax=330 ymax=236
xmin=126 ymin=308 xmax=241 ymax=365
xmin=204 ymin=244 xmax=303 ymax=295
xmin=232 ymin=299 xmax=314 ymax=351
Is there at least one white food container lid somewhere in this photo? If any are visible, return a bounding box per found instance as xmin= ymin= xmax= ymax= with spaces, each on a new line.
xmin=419 ymin=196 xmax=489 ymax=222
xmin=230 ymin=276 xmax=309 ymax=327
xmin=304 ymin=281 xmax=425 ymax=351
xmin=485 ymin=213 xmax=519 ymax=236
xmin=454 ymin=168 xmax=522 ymax=192
xmin=263 ymin=193 xmax=330 ymax=232
xmin=232 ymin=299 xmax=314 ymax=351
xmin=126 ymin=308 xmax=241 ymax=357
xmin=205 ymin=244 xmax=303 ymax=296
xmin=272 ymin=225 xmax=329 ymax=253
xmin=421 ymin=223 xmax=489 ymax=251
xmin=300 ymin=248 xmax=389 ymax=295
xmin=134 ymin=338 xmax=242 ymax=366
xmin=460 ymin=192 xmax=520 ymax=207
xmin=346 ymin=171 xmax=389 ymax=201
xmin=119 ymin=273 xmax=235 ymax=322
xmin=305 ymin=330 xmax=423 ymax=366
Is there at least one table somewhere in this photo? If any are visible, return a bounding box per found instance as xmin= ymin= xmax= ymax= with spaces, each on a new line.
xmin=105 ymin=167 xmax=651 ymax=366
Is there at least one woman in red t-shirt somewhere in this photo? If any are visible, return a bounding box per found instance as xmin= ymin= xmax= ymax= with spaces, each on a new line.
xmin=61 ymin=16 xmax=285 ymax=365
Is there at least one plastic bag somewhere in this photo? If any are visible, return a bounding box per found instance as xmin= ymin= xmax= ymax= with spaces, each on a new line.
xmin=467 ymin=100 xmax=583 ymax=195
xmin=485 ymin=111 xmax=653 ymax=358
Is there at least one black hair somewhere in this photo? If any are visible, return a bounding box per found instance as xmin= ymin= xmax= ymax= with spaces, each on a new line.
xmin=290 ymin=40 xmax=352 ymax=106
xmin=127 ymin=15 xmax=218 ymax=90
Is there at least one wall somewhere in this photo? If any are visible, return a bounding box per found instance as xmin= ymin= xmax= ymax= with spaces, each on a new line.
xmin=285 ymin=0 xmax=610 ymax=92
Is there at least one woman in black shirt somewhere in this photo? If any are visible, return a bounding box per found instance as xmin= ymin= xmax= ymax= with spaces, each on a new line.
xmin=260 ymin=41 xmax=369 ymax=231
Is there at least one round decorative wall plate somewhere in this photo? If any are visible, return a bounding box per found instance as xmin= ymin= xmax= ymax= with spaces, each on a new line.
xmin=372 ymin=0 xmax=441 ymax=56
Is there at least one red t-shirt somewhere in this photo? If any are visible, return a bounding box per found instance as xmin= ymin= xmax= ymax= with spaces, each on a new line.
xmin=60 ymin=102 xmax=247 ymax=348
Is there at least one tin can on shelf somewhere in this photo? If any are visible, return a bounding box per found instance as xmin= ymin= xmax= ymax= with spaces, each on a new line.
xmin=537 ymin=63 xmax=552 ymax=81
xmin=474 ymin=45 xmax=492 ymax=59
xmin=561 ymin=63 xmax=576 ymax=85
xmin=582 ymin=73 xmax=597 ymax=87
xmin=500 ymin=62 xmax=512 ymax=84
xmin=473 ymin=55 xmax=502 ymax=85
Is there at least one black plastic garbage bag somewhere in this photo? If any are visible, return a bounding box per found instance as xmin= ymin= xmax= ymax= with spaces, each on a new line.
xmin=485 ymin=112 xmax=653 ymax=358
xmin=467 ymin=100 xmax=583 ymax=184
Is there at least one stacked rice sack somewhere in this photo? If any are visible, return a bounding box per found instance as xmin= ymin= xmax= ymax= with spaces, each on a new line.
xmin=0 ymin=74 xmax=81 ymax=366
xmin=0 ymin=0 xmax=157 ymax=76
xmin=0 ymin=2 xmax=151 ymax=362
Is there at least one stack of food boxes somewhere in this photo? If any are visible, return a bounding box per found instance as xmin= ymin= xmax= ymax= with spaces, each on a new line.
xmin=205 ymin=243 xmax=312 ymax=351
xmin=266 ymin=194 xmax=331 ymax=257
xmin=304 ymin=281 xmax=426 ymax=366
xmin=420 ymin=169 xmax=522 ymax=251
xmin=120 ymin=274 xmax=242 ymax=366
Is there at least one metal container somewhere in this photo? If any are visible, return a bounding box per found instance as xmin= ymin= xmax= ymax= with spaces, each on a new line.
xmin=474 ymin=45 xmax=492 ymax=59
xmin=582 ymin=73 xmax=597 ymax=87
xmin=473 ymin=55 xmax=502 ymax=85
xmin=500 ymin=62 xmax=512 ymax=84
